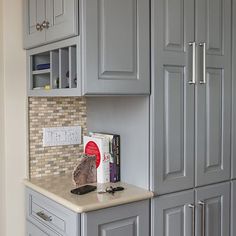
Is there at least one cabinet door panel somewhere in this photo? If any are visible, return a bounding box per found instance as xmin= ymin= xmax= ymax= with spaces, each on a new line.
xmin=232 ymin=181 xmax=236 ymax=236
xmin=45 ymin=0 xmax=78 ymax=43
xmin=151 ymin=190 xmax=194 ymax=236
xmin=24 ymin=0 xmax=46 ymax=48
xmin=151 ymin=0 xmax=195 ymax=194
xmin=81 ymin=0 xmax=149 ymax=94
xmin=195 ymin=182 xmax=230 ymax=236
xmin=82 ymin=201 xmax=149 ymax=236
xmin=195 ymin=0 xmax=231 ymax=186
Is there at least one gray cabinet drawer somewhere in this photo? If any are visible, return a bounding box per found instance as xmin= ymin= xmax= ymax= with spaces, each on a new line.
xmin=26 ymin=187 xmax=79 ymax=236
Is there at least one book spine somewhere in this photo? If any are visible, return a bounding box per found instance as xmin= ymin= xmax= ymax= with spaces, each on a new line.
xmin=114 ymin=135 xmax=120 ymax=182
xmin=110 ymin=137 xmax=117 ymax=183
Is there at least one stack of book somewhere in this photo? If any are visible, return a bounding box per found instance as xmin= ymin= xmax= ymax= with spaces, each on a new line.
xmin=84 ymin=132 xmax=120 ymax=183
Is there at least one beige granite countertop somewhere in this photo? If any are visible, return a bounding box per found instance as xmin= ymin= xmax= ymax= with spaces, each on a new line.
xmin=24 ymin=174 xmax=154 ymax=213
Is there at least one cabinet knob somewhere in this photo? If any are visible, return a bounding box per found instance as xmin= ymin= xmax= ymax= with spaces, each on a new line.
xmin=42 ymin=21 xmax=50 ymax=29
xmin=36 ymin=23 xmax=43 ymax=31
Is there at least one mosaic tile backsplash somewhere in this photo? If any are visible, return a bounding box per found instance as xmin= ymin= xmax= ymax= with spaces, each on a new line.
xmin=28 ymin=97 xmax=87 ymax=178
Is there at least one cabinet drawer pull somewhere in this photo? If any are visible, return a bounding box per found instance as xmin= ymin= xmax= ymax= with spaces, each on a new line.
xmin=188 ymin=204 xmax=195 ymax=236
xmin=42 ymin=21 xmax=50 ymax=29
xmin=199 ymin=43 xmax=206 ymax=84
xmin=36 ymin=23 xmax=43 ymax=31
xmin=188 ymin=42 xmax=196 ymax=84
xmin=198 ymin=201 xmax=206 ymax=236
xmin=36 ymin=211 xmax=52 ymax=222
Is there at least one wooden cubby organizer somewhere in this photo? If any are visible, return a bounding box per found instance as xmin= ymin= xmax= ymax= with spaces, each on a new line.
xmin=27 ymin=37 xmax=80 ymax=97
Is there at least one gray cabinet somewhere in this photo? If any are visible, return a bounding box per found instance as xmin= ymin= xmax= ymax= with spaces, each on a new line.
xmin=80 ymin=0 xmax=150 ymax=95
xmin=232 ymin=0 xmax=236 ymax=180
xmin=151 ymin=190 xmax=195 ymax=236
xmin=195 ymin=182 xmax=230 ymax=236
xmin=151 ymin=0 xmax=232 ymax=194
xmin=24 ymin=0 xmax=78 ymax=49
xmin=82 ymin=200 xmax=149 ymax=236
xmin=151 ymin=182 xmax=230 ymax=236
xmin=232 ymin=181 xmax=236 ymax=236
xmin=27 ymin=221 xmax=59 ymax=236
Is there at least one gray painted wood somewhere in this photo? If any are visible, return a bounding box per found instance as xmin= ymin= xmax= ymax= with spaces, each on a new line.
xmin=80 ymin=0 xmax=150 ymax=95
xmin=81 ymin=200 xmax=149 ymax=236
xmin=232 ymin=0 xmax=236 ymax=180
xmin=232 ymin=181 xmax=236 ymax=236
xmin=87 ymin=97 xmax=149 ymax=189
xmin=150 ymin=0 xmax=195 ymax=194
xmin=26 ymin=188 xmax=80 ymax=236
xmin=195 ymin=182 xmax=230 ymax=236
xmin=45 ymin=0 xmax=78 ymax=43
xmin=24 ymin=0 xmax=46 ymax=49
xmin=26 ymin=221 xmax=59 ymax=236
xmin=195 ymin=0 xmax=232 ymax=187
xmin=151 ymin=190 xmax=194 ymax=236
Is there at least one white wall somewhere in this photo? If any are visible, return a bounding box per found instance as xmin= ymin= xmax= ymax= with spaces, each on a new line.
xmin=1 ymin=0 xmax=27 ymax=235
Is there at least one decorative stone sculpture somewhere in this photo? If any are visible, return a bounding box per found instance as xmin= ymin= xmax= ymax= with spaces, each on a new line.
xmin=72 ymin=154 xmax=97 ymax=186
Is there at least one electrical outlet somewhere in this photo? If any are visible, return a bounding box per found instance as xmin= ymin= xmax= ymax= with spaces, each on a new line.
xmin=43 ymin=126 xmax=82 ymax=147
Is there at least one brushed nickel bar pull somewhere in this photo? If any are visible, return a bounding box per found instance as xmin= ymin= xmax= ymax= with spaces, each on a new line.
xmin=199 ymin=43 xmax=206 ymax=84
xmin=36 ymin=211 xmax=52 ymax=222
xmin=198 ymin=201 xmax=206 ymax=236
xmin=188 ymin=42 xmax=196 ymax=84
xmin=188 ymin=204 xmax=195 ymax=236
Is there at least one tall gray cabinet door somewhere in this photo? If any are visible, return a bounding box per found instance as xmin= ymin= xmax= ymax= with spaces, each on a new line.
xmin=232 ymin=0 xmax=236 ymax=180
xmin=26 ymin=221 xmax=58 ymax=236
xmin=80 ymin=0 xmax=150 ymax=95
xmin=82 ymin=201 xmax=149 ymax=236
xmin=151 ymin=190 xmax=194 ymax=236
xmin=232 ymin=181 xmax=236 ymax=236
xmin=45 ymin=0 xmax=78 ymax=43
xmin=150 ymin=0 xmax=195 ymax=194
xmin=195 ymin=0 xmax=232 ymax=186
xmin=23 ymin=0 xmax=46 ymax=49
xmin=195 ymin=182 xmax=230 ymax=236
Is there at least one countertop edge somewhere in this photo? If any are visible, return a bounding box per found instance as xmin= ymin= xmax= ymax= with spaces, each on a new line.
xmin=23 ymin=179 xmax=154 ymax=213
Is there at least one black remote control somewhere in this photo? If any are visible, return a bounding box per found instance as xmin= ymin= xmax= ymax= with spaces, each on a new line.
xmin=71 ymin=185 xmax=97 ymax=195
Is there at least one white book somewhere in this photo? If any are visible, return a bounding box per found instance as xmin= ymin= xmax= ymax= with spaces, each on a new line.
xmin=84 ymin=136 xmax=110 ymax=183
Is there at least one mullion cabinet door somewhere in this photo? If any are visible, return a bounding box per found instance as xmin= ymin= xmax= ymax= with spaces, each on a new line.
xmin=195 ymin=182 xmax=230 ymax=236
xmin=150 ymin=0 xmax=195 ymax=194
xmin=24 ymin=0 xmax=46 ymax=48
xmin=195 ymin=0 xmax=232 ymax=186
xmin=151 ymin=190 xmax=194 ymax=236
xmin=45 ymin=0 xmax=78 ymax=43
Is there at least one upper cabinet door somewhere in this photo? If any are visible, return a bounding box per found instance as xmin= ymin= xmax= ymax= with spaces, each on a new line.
xmin=24 ymin=0 xmax=46 ymax=49
xmin=80 ymin=0 xmax=150 ymax=95
xmin=45 ymin=0 xmax=78 ymax=43
xmin=195 ymin=182 xmax=230 ymax=236
xmin=195 ymin=0 xmax=232 ymax=187
xmin=151 ymin=0 xmax=195 ymax=194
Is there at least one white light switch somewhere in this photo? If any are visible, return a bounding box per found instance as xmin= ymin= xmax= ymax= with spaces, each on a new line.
xmin=43 ymin=126 xmax=82 ymax=147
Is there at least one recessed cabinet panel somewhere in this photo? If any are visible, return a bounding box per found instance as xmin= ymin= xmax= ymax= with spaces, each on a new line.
xmin=46 ymin=0 xmax=78 ymax=43
xmin=81 ymin=0 xmax=150 ymax=94
xmin=195 ymin=182 xmax=230 ymax=236
xmin=164 ymin=66 xmax=185 ymax=179
xmin=164 ymin=0 xmax=184 ymax=51
xmin=99 ymin=0 xmax=137 ymax=79
xmin=151 ymin=190 xmax=194 ymax=236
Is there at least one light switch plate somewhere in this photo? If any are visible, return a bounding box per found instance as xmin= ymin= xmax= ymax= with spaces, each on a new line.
xmin=43 ymin=126 xmax=82 ymax=147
